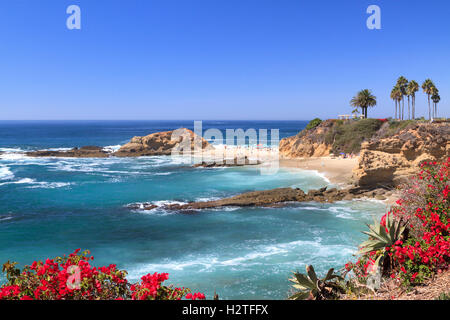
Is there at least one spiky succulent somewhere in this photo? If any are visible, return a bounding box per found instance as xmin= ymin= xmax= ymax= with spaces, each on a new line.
xmin=288 ymin=265 xmax=343 ymax=300
xmin=359 ymin=213 xmax=405 ymax=273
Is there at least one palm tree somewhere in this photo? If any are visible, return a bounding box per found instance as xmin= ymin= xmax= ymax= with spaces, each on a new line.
xmin=391 ymin=86 xmax=402 ymax=120
xmin=431 ymin=88 xmax=440 ymax=119
xmin=390 ymin=87 xmax=398 ymax=120
xmin=407 ymin=80 xmax=419 ymax=120
xmin=350 ymin=89 xmax=377 ymax=119
xmin=430 ymin=86 xmax=441 ymax=119
xmin=396 ymin=76 xmax=408 ymax=120
xmin=422 ymin=79 xmax=435 ymax=121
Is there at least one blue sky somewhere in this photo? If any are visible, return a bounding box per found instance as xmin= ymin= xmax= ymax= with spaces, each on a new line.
xmin=0 ymin=0 xmax=448 ymax=120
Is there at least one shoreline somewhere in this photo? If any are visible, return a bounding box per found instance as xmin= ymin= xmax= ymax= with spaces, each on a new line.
xmin=280 ymin=157 xmax=358 ymax=187
xmin=279 ymin=156 xmax=399 ymax=205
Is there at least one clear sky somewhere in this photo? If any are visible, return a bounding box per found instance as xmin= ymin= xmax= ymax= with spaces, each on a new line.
xmin=0 ymin=0 xmax=448 ymax=120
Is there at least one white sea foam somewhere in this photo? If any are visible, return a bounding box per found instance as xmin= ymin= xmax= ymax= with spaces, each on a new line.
xmin=309 ymin=170 xmax=331 ymax=184
xmin=0 ymin=147 xmax=26 ymax=153
xmin=153 ymin=172 xmax=173 ymax=176
xmin=45 ymin=147 xmax=72 ymax=152
xmin=0 ymin=178 xmax=35 ymax=186
xmin=128 ymin=200 xmax=191 ymax=215
xmin=102 ymin=145 xmax=122 ymax=153
xmin=26 ymin=182 xmax=72 ymax=189
xmin=126 ymin=238 xmax=356 ymax=280
xmin=298 ymin=204 xmax=358 ymax=220
xmin=0 ymin=166 xmax=14 ymax=180
xmin=0 ymin=152 xmax=28 ymax=160
xmin=0 ymin=177 xmax=72 ymax=188
xmin=195 ymin=196 xmax=221 ymax=202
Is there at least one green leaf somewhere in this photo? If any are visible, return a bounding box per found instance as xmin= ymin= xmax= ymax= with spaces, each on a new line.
xmin=293 ymin=273 xmax=315 ymax=289
xmin=324 ymin=268 xmax=335 ymax=281
xmin=306 ymin=265 xmax=318 ymax=287
xmin=288 ymin=291 xmax=311 ymax=300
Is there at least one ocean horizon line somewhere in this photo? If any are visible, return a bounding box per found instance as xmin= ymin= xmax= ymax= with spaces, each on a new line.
xmin=0 ymin=119 xmax=312 ymax=122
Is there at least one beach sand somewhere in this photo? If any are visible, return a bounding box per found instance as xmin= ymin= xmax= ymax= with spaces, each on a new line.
xmin=202 ymin=145 xmax=358 ymax=186
xmin=280 ymin=157 xmax=358 ymax=187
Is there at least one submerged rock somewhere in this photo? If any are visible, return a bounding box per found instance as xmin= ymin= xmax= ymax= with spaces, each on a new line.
xmin=26 ymin=146 xmax=109 ymax=158
xmin=134 ymin=186 xmax=390 ymax=213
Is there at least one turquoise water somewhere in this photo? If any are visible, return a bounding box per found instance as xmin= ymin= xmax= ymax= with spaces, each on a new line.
xmin=0 ymin=121 xmax=386 ymax=299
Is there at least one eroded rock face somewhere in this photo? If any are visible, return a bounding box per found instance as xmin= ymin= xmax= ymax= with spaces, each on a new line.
xmin=279 ymin=120 xmax=335 ymax=158
xmin=26 ymin=146 xmax=109 ymax=158
xmin=113 ymin=128 xmax=211 ymax=157
xmin=353 ymin=122 xmax=450 ymax=187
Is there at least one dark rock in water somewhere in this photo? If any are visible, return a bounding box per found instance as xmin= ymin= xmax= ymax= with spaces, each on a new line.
xmin=26 ymin=146 xmax=109 ymax=158
xmin=134 ymin=185 xmax=390 ymax=213
xmin=126 ymin=203 xmax=158 ymax=211
xmin=193 ymin=156 xmax=262 ymax=168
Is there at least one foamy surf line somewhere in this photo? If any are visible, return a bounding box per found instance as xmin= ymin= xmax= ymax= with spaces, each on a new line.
xmin=0 ymin=166 xmax=14 ymax=180
xmin=125 ymin=239 xmax=356 ymax=279
xmin=0 ymin=177 xmax=72 ymax=188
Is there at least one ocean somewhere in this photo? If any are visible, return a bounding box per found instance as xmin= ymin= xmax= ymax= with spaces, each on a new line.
xmin=0 ymin=120 xmax=386 ymax=299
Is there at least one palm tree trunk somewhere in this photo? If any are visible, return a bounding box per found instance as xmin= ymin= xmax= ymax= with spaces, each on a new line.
xmin=407 ymin=96 xmax=411 ymax=120
xmin=412 ymin=96 xmax=415 ymax=120
xmin=395 ymin=101 xmax=397 ymax=120
xmin=428 ymin=95 xmax=432 ymax=121
xmin=402 ymin=99 xmax=404 ymax=120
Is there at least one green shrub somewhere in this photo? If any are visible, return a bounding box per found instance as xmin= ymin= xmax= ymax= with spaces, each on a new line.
xmin=305 ymin=118 xmax=322 ymax=131
xmin=326 ymin=118 xmax=383 ymax=154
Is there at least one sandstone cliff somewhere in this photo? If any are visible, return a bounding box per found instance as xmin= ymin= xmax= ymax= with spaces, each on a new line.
xmin=279 ymin=120 xmax=335 ymax=158
xmin=279 ymin=118 xmax=386 ymax=158
xmin=353 ymin=122 xmax=450 ymax=187
xmin=113 ymin=128 xmax=211 ymax=157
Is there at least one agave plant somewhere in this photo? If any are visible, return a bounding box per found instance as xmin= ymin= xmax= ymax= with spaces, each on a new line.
xmin=288 ymin=265 xmax=343 ymax=300
xmin=359 ymin=213 xmax=405 ymax=274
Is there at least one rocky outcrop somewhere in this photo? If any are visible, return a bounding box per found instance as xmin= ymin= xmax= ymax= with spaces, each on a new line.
xmin=279 ymin=120 xmax=335 ymax=158
xmin=130 ymin=186 xmax=390 ymax=212
xmin=353 ymin=122 xmax=450 ymax=187
xmin=26 ymin=146 xmax=109 ymax=158
xmin=113 ymin=128 xmax=211 ymax=157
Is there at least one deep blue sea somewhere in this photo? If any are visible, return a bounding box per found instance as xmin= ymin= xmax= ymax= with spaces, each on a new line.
xmin=0 ymin=121 xmax=386 ymax=299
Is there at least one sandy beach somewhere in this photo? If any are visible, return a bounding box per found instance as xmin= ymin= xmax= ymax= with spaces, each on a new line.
xmin=280 ymin=157 xmax=358 ymax=187
xmin=199 ymin=145 xmax=358 ymax=186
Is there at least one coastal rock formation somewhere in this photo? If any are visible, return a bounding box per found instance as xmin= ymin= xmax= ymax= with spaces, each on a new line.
xmin=279 ymin=120 xmax=335 ymax=158
xmin=353 ymin=122 xmax=450 ymax=187
xmin=113 ymin=128 xmax=211 ymax=157
xmin=131 ymin=186 xmax=389 ymax=212
xmin=26 ymin=146 xmax=109 ymax=158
